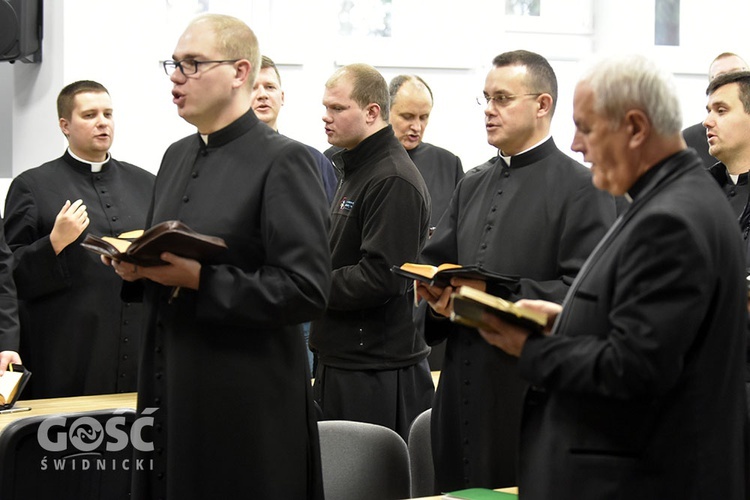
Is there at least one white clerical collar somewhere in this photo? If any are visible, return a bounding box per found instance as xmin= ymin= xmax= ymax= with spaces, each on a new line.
xmin=730 ymin=173 xmax=740 ymax=185
xmin=68 ymin=148 xmax=109 ymax=173
xmin=499 ymin=134 xmax=552 ymax=165
xmin=200 ymin=134 xmax=209 ymax=145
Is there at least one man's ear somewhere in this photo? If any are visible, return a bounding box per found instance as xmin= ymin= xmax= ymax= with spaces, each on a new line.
xmin=625 ymin=109 xmax=650 ymax=148
xmin=233 ymin=59 xmax=253 ymax=89
xmin=365 ymin=103 xmax=381 ymax=124
xmin=536 ymin=93 xmax=554 ymax=118
xmin=59 ymin=117 xmax=70 ymax=138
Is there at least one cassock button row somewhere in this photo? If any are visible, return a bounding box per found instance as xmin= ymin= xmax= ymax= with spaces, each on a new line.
xmin=154 ymin=397 xmax=161 ymax=404
xmin=463 ymin=457 xmax=470 ymax=464
xmin=106 ymin=203 xmax=111 ymax=208
xmin=111 ymin=216 xmax=118 ymax=221
xmin=504 ymin=171 xmax=510 ymax=177
xmin=463 ymin=399 xmax=469 ymax=405
xmin=191 ymin=171 xmax=199 ymax=178
xmin=122 ymin=355 xmax=128 ymax=360
xmin=463 ymin=359 xmax=470 ymax=366
xmin=123 ymin=320 xmax=129 ymax=326
xmin=155 ymin=345 xmax=162 ymax=353
xmin=481 ymin=243 xmax=487 ymax=249
xmin=464 ymin=379 xmax=471 ymax=386
xmin=155 ymin=372 xmax=163 ymax=379
xmin=120 ymin=373 xmax=126 ymax=378
xmin=123 ymin=337 xmax=129 ymax=343
xmin=182 ymin=196 xmax=189 ymax=203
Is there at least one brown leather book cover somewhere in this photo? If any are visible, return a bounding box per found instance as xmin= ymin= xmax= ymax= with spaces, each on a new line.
xmin=81 ymin=220 xmax=228 ymax=266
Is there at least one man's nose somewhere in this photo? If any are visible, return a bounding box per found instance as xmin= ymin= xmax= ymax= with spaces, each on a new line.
xmin=170 ymin=68 xmax=185 ymax=84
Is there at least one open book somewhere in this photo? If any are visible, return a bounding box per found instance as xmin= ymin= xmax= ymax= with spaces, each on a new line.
xmin=0 ymin=364 xmax=31 ymax=409
xmin=81 ymin=220 xmax=228 ymax=267
xmin=391 ymin=262 xmax=518 ymax=288
xmin=450 ymin=286 xmax=547 ymax=332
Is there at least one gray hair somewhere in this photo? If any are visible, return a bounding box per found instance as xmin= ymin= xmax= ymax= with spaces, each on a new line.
xmin=580 ymin=54 xmax=682 ymax=135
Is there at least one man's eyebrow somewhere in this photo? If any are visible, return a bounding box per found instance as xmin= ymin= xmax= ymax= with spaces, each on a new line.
xmin=707 ymin=98 xmax=729 ymax=111
xmin=172 ymin=53 xmax=202 ymax=60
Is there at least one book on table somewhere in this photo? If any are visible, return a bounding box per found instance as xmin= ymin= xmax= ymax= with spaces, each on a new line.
xmin=81 ymin=220 xmax=228 ymax=267
xmin=391 ymin=262 xmax=518 ymax=288
xmin=0 ymin=364 xmax=31 ymax=409
xmin=442 ymin=488 xmax=518 ymax=499
xmin=450 ymin=286 xmax=548 ymax=332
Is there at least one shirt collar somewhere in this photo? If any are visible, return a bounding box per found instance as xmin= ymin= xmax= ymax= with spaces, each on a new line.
xmin=67 ymin=148 xmax=110 ymax=172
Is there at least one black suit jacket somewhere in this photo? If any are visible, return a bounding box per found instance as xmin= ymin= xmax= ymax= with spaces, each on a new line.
xmin=517 ymin=150 xmax=747 ymax=499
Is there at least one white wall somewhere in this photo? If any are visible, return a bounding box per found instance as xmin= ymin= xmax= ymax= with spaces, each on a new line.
xmin=2 ymin=0 xmax=750 ymax=205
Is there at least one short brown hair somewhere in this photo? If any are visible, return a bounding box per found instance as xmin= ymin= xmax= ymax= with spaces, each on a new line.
xmin=260 ymin=55 xmax=282 ymax=86
xmin=326 ymin=63 xmax=390 ymax=121
xmin=707 ymin=70 xmax=750 ymax=114
xmin=190 ymin=14 xmax=261 ymax=87
xmin=57 ymin=80 xmax=109 ymax=120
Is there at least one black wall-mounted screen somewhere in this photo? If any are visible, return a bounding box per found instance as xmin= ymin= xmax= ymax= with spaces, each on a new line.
xmin=0 ymin=0 xmax=42 ymax=63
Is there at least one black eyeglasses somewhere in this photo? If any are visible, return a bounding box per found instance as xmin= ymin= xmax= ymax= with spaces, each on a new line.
xmin=476 ymin=93 xmax=543 ymax=107
xmin=162 ymin=58 xmax=240 ymax=76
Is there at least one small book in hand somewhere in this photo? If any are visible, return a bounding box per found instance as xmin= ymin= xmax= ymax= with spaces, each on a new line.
xmin=450 ymin=286 xmax=547 ymax=332
xmin=0 ymin=364 xmax=31 ymax=409
xmin=81 ymin=220 xmax=228 ymax=267
xmin=391 ymin=262 xmax=518 ymax=288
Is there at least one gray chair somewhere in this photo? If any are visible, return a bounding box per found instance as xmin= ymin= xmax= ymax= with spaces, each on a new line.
xmin=318 ymin=420 xmax=411 ymax=500
xmin=407 ymin=408 xmax=437 ymax=497
xmin=0 ymin=408 xmax=136 ymax=500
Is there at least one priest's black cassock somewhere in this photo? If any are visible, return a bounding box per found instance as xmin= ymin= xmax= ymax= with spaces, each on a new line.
xmin=421 ymin=137 xmax=617 ymax=490
xmin=3 ymin=151 xmax=154 ymax=398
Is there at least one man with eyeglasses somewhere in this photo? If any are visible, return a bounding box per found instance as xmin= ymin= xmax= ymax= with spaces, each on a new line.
xmin=108 ymin=14 xmax=331 ymax=500
xmin=3 ymin=80 xmax=154 ymax=399
xmin=416 ymin=50 xmax=617 ymax=492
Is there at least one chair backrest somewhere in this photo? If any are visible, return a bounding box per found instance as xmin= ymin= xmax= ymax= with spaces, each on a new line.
xmin=407 ymin=408 xmax=436 ymax=497
xmin=318 ymin=420 xmax=410 ymax=500
xmin=0 ymin=408 xmax=136 ymax=500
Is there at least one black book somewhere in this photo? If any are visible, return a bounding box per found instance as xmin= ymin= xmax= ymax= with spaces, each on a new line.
xmin=391 ymin=262 xmax=518 ymax=288
xmin=450 ymin=286 xmax=547 ymax=332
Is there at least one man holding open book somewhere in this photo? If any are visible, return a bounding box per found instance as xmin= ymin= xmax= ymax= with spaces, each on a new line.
xmin=106 ymin=14 xmax=331 ymax=500
xmin=416 ymin=50 xmax=617 ymax=492
xmin=477 ymin=54 xmax=746 ymax=500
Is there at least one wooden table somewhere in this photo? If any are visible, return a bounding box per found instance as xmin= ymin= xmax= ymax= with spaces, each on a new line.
xmin=0 ymin=392 xmax=137 ymax=433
